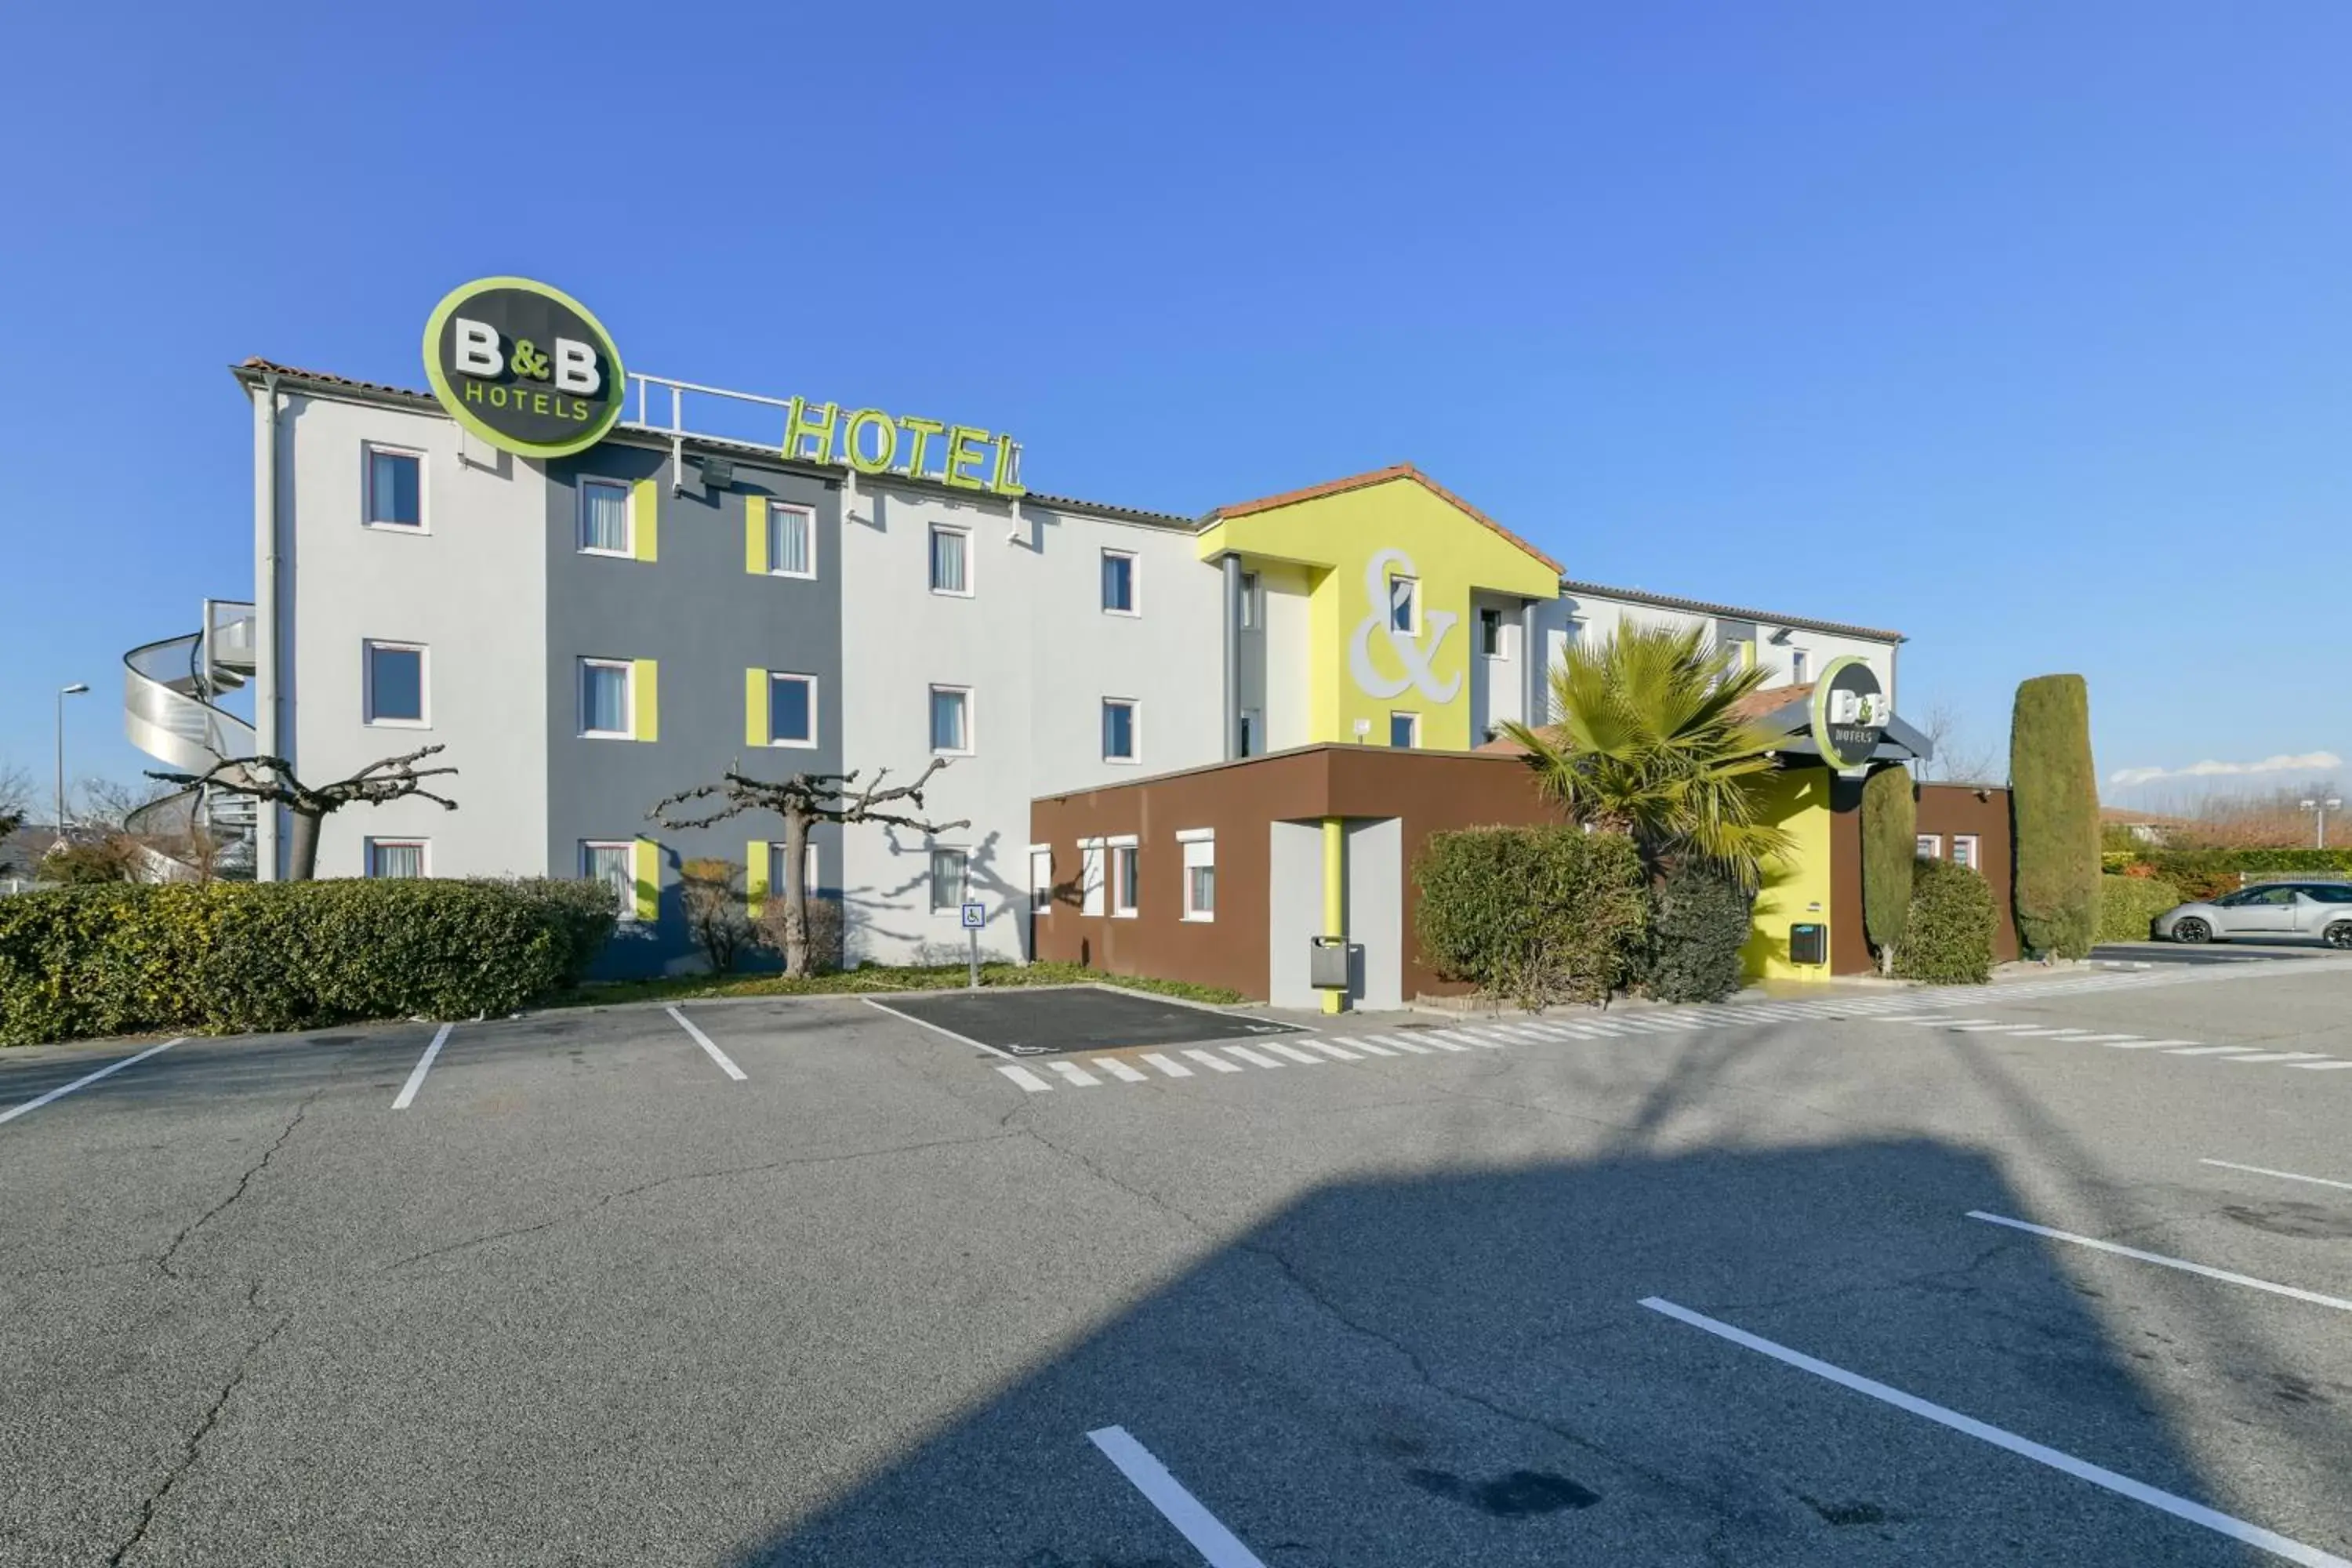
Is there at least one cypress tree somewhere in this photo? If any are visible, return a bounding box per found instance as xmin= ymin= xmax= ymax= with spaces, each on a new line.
xmin=2009 ymin=674 xmax=2100 ymax=958
xmin=1860 ymin=764 xmax=1916 ymax=972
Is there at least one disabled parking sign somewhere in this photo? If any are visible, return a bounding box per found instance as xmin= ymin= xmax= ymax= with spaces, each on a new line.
xmin=960 ymin=902 xmax=986 ymax=930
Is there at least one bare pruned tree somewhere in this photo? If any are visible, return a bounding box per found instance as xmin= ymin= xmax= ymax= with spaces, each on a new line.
xmin=0 ymin=761 xmax=30 ymax=839
xmin=651 ymin=758 xmax=967 ymax=978
xmin=1909 ymin=697 xmax=2000 ymax=784
xmin=147 ymin=746 xmax=459 ymax=880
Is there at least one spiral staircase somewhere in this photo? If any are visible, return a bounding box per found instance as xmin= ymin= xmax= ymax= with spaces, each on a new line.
xmin=122 ymin=600 xmax=260 ymax=879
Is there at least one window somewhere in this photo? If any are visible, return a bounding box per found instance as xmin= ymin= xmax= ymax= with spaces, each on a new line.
xmin=2224 ymin=885 xmax=2296 ymax=907
xmin=1916 ymin=834 xmax=1943 ymax=858
xmin=1239 ymin=570 xmax=1261 ymax=629
xmin=1180 ymin=829 xmax=1214 ymax=921
xmin=1390 ymin=711 xmax=1420 ymax=749
xmin=1479 ymin=608 xmax=1504 ymax=658
xmin=364 ymin=641 xmax=426 ymax=726
xmin=1080 ymin=840 xmax=1106 ymax=916
xmin=768 ymin=673 xmax=817 ymax=746
xmin=367 ymin=839 xmax=426 ymax=879
xmin=768 ymin=502 xmax=815 ymax=579
xmin=1239 ymin=708 xmax=1264 ymax=759
xmin=1951 ymin=833 xmax=1979 ymax=870
xmin=929 ymin=848 xmax=968 ymax=913
xmin=582 ymin=659 xmax=633 ymax=738
xmin=365 ymin=445 xmax=422 ymax=528
xmin=1112 ymin=840 xmax=1140 ymax=917
xmin=579 ymin=478 xmax=631 ymax=554
xmin=2304 ymin=884 xmax=2352 ymax=903
xmin=1029 ymin=847 xmax=1053 ymax=918
xmin=769 ymin=840 xmax=820 ymax=898
xmin=1790 ymin=648 xmax=1809 ymax=684
xmin=1102 ymin=698 xmax=1138 ymax=763
xmin=1388 ymin=573 xmax=1419 ymax=635
xmin=583 ymin=842 xmax=637 ymax=922
xmin=1101 ymin=550 xmax=1136 ymax=614
xmin=929 ymin=685 xmax=971 ymax=753
xmin=929 ymin=525 xmax=971 ymax=595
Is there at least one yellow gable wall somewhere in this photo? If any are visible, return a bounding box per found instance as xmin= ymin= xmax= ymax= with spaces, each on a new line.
xmin=1199 ymin=477 xmax=1561 ymax=752
xmin=1742 ymin=764 xmax=1837 ymax=983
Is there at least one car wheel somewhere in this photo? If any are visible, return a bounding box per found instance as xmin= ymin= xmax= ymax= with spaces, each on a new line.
xmin=2326 ymin=921 xmax=2352 ymax=951
xmin=2172 ymin=917 xmax=2212 ymax=944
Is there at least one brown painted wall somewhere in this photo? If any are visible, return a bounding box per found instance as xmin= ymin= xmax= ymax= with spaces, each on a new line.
xmin=1918 ymin=782 xmax=2020 ymax=962
xmin=1030 ymin=746 xmax=1560 ymax=1000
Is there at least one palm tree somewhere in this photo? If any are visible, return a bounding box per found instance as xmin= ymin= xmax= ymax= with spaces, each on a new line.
xmin=1500 ymin=623 xmax=1795 ymax=887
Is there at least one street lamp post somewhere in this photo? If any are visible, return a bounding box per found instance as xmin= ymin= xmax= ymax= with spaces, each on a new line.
xmin=2303 ymin=797 xmax=2343 ymax=850
xmin=56 ymin=683 xmax=89 ymax=840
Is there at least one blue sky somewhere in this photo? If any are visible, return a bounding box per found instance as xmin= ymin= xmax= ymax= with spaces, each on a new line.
xmin=4 ymin=1 xmax=2347 ymax=811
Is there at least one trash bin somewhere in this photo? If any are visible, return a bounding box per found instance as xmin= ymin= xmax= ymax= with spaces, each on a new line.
xmin=1788 ymin=923 xmax=1828 ymax=967
xmin=1309 ymin=936 xmax=1352 ymax=989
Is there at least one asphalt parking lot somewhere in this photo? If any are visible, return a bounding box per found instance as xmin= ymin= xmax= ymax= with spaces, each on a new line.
xmin=4 ymin=961 xmax=2350 ymax=1566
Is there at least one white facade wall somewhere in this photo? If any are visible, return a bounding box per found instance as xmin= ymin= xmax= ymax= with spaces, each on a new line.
xmin=275 ymin=394 xmax=549 ymax=880
xmin=1530 ymin=588 xmax=1899 ymax=725
xmin=835 ymin=487 xmax=1219 ymax=966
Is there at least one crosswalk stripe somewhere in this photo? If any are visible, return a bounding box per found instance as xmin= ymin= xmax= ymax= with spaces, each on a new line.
xmin=1426 ymin=1034 xmax=1475 ymax=1052
xmin=1183 ymin=1048 xmax=1243 ymax=1073
xmin=2073 ymin=1034 xmax=2143 ymax=1043
xmin=1995 ymin=1027 xmax=2079 ymax=1037
xmin=1141 ymin=1052 xmax=1192 ymax=1078
xmin=1095 ymin=1057 xmax=1150 ymax=1082
xmin=2221 ymin=1052 xmax=2328 ymax=1065
xmin=1303 ymin=1040 xmax=1363 ymax=1061
xmin=997 ymin=1065 xmax=1054 ymax=1092
xmin=2165 ymin=1045 xmax=2257 ymax=1056
xmin=1381 ymin=1035 xmax=1438 ymax=1054
xmin=1341 ymin=1036 xmax=1399 ymax=1056
xmin=2290 ymin=1060 xmax=2352 ymax=1070
xmin=1520 ymin=1023 xmax=1589 ymax=1040
xmin=1264 ymin=1042 xmax=1327 ymax=1065
xmin=2106 ymin=1039 xmax=2203 ymax=1049
xmin=1222 ymin=1044 xmax=1283 ymax=1068
xmin=1050 ymin=1061 xmax=1102 ymax=1086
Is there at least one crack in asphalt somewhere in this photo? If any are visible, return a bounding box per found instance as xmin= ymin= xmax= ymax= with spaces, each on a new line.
xmin=384 ymin=1129 xmax=1024 ymax=1271
xmin=156 ymin=1090 xmax=321 ymax=1280
xmin=105 ymin=1311 xmax=292 ymax=1566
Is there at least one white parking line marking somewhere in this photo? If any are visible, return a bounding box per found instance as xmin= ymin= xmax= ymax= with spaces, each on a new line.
xmin=0 ymin=1036 xmax=184 ymax=1127
xmin=1381 ymin=1035 xmax=1437 ymax=1054
xmin=1966 ymin=1212 xmax=2352 ymax=1313
xmin=2104 ymin=1039 xmax=2202 ymax=1050
xmin=1048 ymin=1061 xmax=1101 ymax=1087
xmin=1640 ymin=1298 xmax=2350 ymax=1568
xmin=1142 ymin=1052 xmax=1193 ymax=1078
xmin=1302 ymin=1039 xmax=1362 ymax=1061
xmin=2165 ymin=1045 xmax=2257 ymax=1056
xmin=1263 ymin=1042 xmax=1327 ymax=1065
xmin=666 ymin=1007 xmax=748 ymax=1081
xmin=1096 ymin=1057 xmax=1150 ymax=1083
xmin=2071 ymin=1034 xmax=2143 ymax=1043
xmin=1222 ymin=1044 xmax=1283 ymax=1069
xmin=2201 ymin=1159 xmax=2352 ymax=1192
xmin=1343 ymin=1036 xmax=1398 ymax=1056
xmin=391 ymin=1023 xmax=454 ymax=1110
xmin=1425 ymin=1033 xmax=1475 ymax=1052
xmin=997 ymin=1065 xmax=1054 ymax=1092
xmin=1183 ymin=1049 xmax=1243 ymax=1073
xmin=1086 ymin=1425 xmax=1269 ymax=1568
xmin=1950 ymin=1022 xmax=2042 ymax=1033
xmin=858 ymin=996 xmax=1018 ymax=1061
xmin=2291 ymin=1060 xmax=2352 ymax=1070
xmin=2222 ymin=1052 xmax=2329 ymax=1065
xmin=1899 ymin=1017 xmax=1994 ymax=1027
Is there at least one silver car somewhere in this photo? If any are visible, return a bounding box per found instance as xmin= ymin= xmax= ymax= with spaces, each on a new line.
xmin=2155 ymin=881 xmax=2352 ymax=947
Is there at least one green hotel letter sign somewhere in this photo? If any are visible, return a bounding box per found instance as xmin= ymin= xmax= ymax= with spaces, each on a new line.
xmin=1809 ymin=655 xmax=1891 ymax=771
xmin=423 ymin=277 xmax=625 ymax=459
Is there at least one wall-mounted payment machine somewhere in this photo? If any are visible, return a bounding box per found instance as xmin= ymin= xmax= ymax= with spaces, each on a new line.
xmin=1788 ymin=923 xmax=1828 ymax=967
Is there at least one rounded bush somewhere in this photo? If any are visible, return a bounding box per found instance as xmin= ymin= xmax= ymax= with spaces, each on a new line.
xmin=1893 ymin=857 xmax=1998 ymax=985
xmin=1415 ymin=825 xmax=1647 ymax=1007
xmin=2097 ymin=873 xmax=2184 ymax=944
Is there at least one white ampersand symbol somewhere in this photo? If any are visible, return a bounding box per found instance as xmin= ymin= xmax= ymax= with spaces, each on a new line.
xmin=1347 ymin=548 xmax=1460 ymax=702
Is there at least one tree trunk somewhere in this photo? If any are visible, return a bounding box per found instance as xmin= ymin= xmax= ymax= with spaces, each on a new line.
xmin=287 ymin=809 xmax=322 ymax=881
xmin=780 ymin=808 xmax=811 ymax=978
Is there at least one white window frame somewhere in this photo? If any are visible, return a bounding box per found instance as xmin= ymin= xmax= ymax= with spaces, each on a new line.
xmin=1029 ymin=845 xmax=1054 ymax=919
xmin=365 ymin=837 xmax=430 ymax=879
xmin=768 ymin=500 xmax=818 ymax=580
xmin=1951 ymin=833 xmax=1980 ymax=870
xmin=1102 ymin=696 xmax=1140 ymax=764
xmin=929 ymin=684 xmax=974 ymax=756
xmin=1389 ymin=711 xmax=1420 ymax=749
xmin=362 ymin=441 xmax=426 ymax=532
xmin=1917 ymin=833 xmax=1943 ymax=859
xmin=363 ymin=639 xmax=430 ymax=728
xmin=1478 ymin=607 xmax=1508 ymax=659
xmin=1388 ymin=573 xmax=1420 ymax=636
xmin=768 ymin=840 xmax=821 ymax=897
xmin=1789 ymin=648 xmax=1809 ymax=684
xmin=583 ymin=840 xmax=639 ymax=924
xmin=1079 ymin=837 xmax=1106 ymax=916
xmin=577 ymin=476 xmax=633 ymax=557
xmin=928 ymin=846 xmax=970 ymax=915
xmin=1178 ymin=828 xmax=1214 ymax=922
xmin=580 ymin=658 xmax=635 ymax=739
xmin=1101 ymin=548 xmax=1139 ymax=616
xmin=767 ymin=671 xmax=819 ymax=749
xmin=928 ymin=524 xmax=973 ymax=597
xmin=1109 ymin=833 xmax=1140 ymax=919
xmin=1239 ymin=570 xmax=1262 ymax=630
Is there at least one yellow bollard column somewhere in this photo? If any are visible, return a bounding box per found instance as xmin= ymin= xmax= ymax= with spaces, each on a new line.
xmin=1321 ymin=816 xmax=1345 ymax=1014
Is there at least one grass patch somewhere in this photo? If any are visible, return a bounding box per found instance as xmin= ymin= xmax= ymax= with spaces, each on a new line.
xmin=549 ymin=961 xmax=1247 ymax=1011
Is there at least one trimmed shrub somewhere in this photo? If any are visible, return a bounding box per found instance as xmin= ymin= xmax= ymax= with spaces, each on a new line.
xmin=2098 ymin=873 xmax=2184 ymax=943
xmin=1893 ymin=858 xmax=1998 ymax=984
xmin=1415 ymin=825 xmax=1647 ymax=1007
xmin=2010 ymin=675 xmax=2100 ymax=958
xmin=0 ymin=879 xmax=615 ymax=1047
xmin=753 ymin=895 xmax=844 ymax=974
xmin=1860 ymin=765 xmax=1915 ymax=970
xmin=679 ymin=858 xmax=750 ymax=974
xmin=1642 ymin=861 xmax=1754 ymax=1003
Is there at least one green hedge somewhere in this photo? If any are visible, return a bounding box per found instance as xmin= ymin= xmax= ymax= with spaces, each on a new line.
xmin=2098 ymin=874 xmax=2184 ymax=944
xmin=0 ymin=879 xmax=616 ymax=1046
xmin=1642 ymin=861 xmax=1754 ymax=1003
xmin=1415 ymin=825 xmax=1647 ymax=1007
xmin=1893 ymin=858 xmax=1998 ymax=985
xmin=2109 ymin=848 xmax=2352 ymax=902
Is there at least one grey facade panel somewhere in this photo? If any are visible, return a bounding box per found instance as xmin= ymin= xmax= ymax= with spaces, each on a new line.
xmin=544 ymin=447 xmax=845 ymax=977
